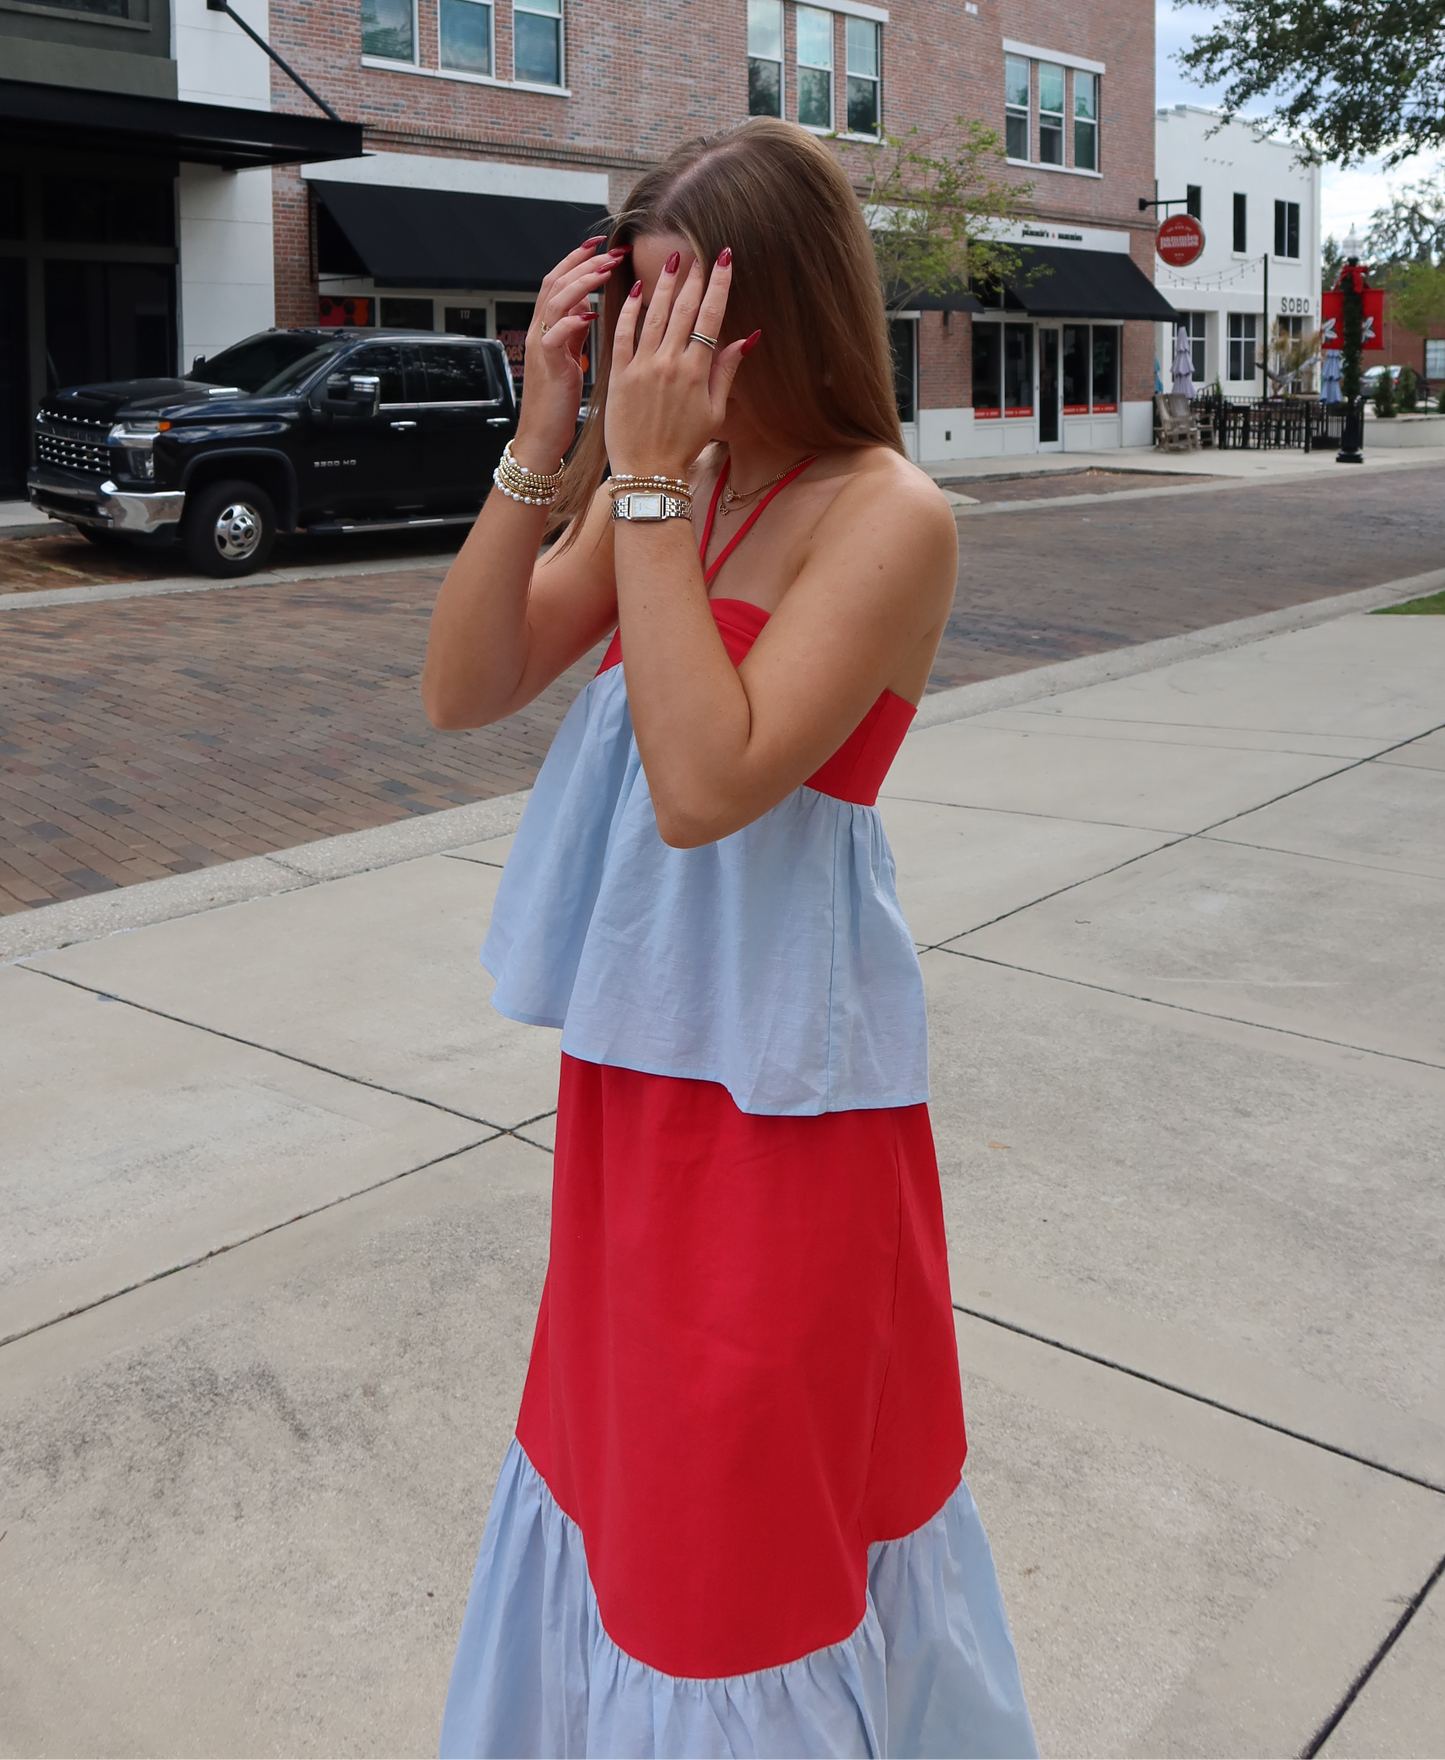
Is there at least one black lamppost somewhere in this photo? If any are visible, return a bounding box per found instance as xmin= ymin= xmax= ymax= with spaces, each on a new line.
xmin=1336 ymin=228 xmax=1366 ymax=465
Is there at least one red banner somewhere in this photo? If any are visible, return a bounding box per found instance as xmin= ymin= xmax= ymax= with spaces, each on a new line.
xmin=1320 ymin=288 xmax=1385 ymax=352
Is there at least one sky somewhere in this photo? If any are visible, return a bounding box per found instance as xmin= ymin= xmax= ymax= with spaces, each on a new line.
xmin=1156 ymin=0 xmax=1444 ymax=246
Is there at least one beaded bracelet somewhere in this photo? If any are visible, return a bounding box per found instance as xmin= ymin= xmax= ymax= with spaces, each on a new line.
xmin=608 ymin=470 xmax=692 ymax=496
xmin=493 ymin=439 xmax=567 ymax=506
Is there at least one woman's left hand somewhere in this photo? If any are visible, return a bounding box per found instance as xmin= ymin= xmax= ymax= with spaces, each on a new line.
xmin=604 ymin=249 xmax=757 ymax=479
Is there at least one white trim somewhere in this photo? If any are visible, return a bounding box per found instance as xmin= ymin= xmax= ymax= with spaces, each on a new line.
xmin=361 ymin=53 xmax=570 ymax=95
xmin=1002 ymin=37 xmax=1105 ymax=75
xmin=1006 ymin=157 xmax=1103 ymax=178
xmin=300 ymin=151 xmax=608 ymax=204
xmin=813 ymin=0 xmax=888 ymax=18
xmin=836 ymin=131 xmax=884 ymax=143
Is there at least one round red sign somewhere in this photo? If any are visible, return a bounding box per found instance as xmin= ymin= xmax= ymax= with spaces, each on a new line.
xmin=1157 ymin=214 xmax=1205 ymax=267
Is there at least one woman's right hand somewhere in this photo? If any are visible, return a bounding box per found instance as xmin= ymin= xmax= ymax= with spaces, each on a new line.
xmin=511 ymin=237 xmax=626 ymax=475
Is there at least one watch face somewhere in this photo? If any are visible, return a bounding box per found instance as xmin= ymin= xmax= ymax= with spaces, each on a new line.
xmin=630 ymin=493 xmax=664 ymax=518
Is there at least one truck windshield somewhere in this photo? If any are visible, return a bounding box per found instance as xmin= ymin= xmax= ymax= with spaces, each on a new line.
xmin=192 ymin=334 xmax=349 ymax=396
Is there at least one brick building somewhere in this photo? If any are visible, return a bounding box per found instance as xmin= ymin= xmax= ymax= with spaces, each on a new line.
xmin=2 ymin=0 xmax=1175 ymax=487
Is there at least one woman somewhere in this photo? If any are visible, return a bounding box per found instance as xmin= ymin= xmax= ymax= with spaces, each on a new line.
xmin=425 ymin=118 xmax=1036 ymax=1760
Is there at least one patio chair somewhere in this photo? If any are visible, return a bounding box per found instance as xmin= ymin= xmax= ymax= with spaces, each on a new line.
xmin=1155 ymin=392 xmax=1201 ymax=452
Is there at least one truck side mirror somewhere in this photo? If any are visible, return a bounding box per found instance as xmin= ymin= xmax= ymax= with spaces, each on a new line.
xmin=321 ymin=372 xmax=381 ymax=418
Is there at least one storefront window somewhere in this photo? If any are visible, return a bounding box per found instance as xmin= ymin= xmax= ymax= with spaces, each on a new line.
xmin=514 ymin=0 xmax=563 ymax=86
xmin=1003 ymin=322 xmax=1033 ymax=415
xmin=1091 ymin=325 xmax=1119 ymax=410
xmin=440 ymin=0 xmax=493 ymax=74
xmin=362 ymin=0 xmax=415 ymax=61
xmin=888 ymin=319 xmax=916 ymax=423
xmin=1038 ymin=64 xmax=1064 ymax=165
xmin=747 ymin=0 xmax=783 ymax=117
xmin=496 ymin=301 xmax=535 ymax=393
xmin=1062 ymin=324 xmax=1089 ymax=413
xmin=971 ymin=323 xmax=1001 ymax=416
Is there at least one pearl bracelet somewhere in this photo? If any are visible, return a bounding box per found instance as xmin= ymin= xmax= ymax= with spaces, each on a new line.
xmin=493 ymin=438 xmax=567 ymax=506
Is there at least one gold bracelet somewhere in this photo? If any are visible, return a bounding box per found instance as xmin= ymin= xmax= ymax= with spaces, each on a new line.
xmin=493 ymin=439 xmax=567 ymax=506
xmin=609 ymin=470 xmax=692 ymax=496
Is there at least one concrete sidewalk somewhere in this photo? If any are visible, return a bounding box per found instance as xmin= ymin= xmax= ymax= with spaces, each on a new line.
xmin=920 ymin=437 xmax=1445 ymax=484
xmin=3 ymin=591 xmax=1444 ymax=1755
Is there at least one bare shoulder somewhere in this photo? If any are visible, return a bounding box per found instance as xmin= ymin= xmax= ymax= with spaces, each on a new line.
xmin=811 ymin=447 xmax=957 ymax=596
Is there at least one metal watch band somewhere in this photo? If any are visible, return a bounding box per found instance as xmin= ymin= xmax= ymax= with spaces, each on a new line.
xmin=610 ymin=491 xmax=692 ymax=522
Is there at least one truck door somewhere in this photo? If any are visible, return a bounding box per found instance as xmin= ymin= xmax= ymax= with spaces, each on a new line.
xmin=408 ymin=340 xmax=513 ymax=512
xmin=306 ymin=340 xmax=430 ymax=521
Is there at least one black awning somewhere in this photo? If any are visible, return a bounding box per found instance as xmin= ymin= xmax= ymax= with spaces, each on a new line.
xmin=0 ymin=78 xmax=362 ymax=169
xmin=1008 ymin=245 xmax=1178 ymax=322
xmin=312 ymin=181 xmax=611 ymax=292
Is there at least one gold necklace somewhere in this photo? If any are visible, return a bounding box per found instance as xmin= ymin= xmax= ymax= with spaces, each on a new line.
xmin=720 ymin=455 xmax=813 ymax=515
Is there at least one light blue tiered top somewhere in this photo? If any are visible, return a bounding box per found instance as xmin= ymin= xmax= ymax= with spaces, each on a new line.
xmin=481 ymin=639 xmax=929 ymax=1118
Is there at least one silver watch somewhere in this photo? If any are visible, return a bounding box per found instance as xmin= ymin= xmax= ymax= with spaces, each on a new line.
xmin=611 ymin=492 xmax=692 ymax=522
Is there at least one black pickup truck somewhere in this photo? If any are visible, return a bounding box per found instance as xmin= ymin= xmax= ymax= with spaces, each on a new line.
xmin=27 ymin=327 xmax=517 ymax=577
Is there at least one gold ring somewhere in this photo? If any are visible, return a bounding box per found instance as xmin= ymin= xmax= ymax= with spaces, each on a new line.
xmin=690 ymin=332 xmax=718 ymax=349
xmin=540 ymin=320 xmax=550 ymax=336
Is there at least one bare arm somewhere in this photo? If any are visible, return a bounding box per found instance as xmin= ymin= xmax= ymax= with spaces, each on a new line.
xmin=422 ymin=239 xmax=626 ymax=730
xmin=605 ymin=256 xmax=957 ymax=849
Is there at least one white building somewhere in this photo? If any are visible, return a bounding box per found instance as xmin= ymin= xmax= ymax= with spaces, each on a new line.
xmin=1154 ymin=106 xmax=1321 ymax=395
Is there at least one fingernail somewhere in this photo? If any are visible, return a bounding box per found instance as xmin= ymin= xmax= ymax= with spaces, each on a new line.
xmin=586 ymin=310 xmax=600 ymax=320
xmin=665 ymin=250 xmax=680 ymax=274
xmin=741 ymin=328 xmax=762 ymax=355
xmin=717 ymin=247 xmax=732 ymax=267
xmin=584 ymin=235 xmax=605 ymax=247
xmin=630 ymin=280 xmax=643 ymax=298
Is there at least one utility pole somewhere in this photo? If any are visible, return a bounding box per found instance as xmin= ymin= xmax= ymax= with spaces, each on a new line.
xmin=1261 ymin=251 xmax=1269 ymax=395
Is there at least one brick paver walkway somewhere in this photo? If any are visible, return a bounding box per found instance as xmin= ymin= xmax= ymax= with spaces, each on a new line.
xmin=2 ymin=468 xmax=1442 ymax=913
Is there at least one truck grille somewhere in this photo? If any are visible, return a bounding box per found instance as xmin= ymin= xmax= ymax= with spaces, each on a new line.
xmin=36 ymin=423 xmax=110 ymax=476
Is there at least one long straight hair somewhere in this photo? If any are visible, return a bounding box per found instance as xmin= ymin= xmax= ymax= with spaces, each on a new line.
xmin=550 ymin=117 xmax=902 ymax=542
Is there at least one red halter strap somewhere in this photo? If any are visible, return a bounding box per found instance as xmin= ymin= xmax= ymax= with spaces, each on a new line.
xmin=699 ymin=455 xmax=817 ymax=587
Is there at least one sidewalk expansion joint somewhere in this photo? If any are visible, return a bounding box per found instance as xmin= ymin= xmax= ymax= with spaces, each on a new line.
xmin=1300 ymin=1548 xmax=1445 ymax=1758
xmin=20 ymin=966 xmax=507 ymax=1129
xmin=953 ymin=1303 xmax=1445 ymax=1498
xmin=0 ymin=1133 xmax=500 ymax=1353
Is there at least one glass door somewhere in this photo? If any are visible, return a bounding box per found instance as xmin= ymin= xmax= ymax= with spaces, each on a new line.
xmin=1038 ymin=326 xmax=1061 ymax=447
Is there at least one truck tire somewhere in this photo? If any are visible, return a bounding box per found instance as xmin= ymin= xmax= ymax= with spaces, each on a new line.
xmin=183 ymin=479 xmax=277 ymax=577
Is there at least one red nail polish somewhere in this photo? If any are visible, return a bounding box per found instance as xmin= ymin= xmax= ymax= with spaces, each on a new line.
xmin=717 ymin=247 xmax=732 ymax=267
xmin=665 ymin=250 xmax=681 ymax=274
xmin=630 ymin=280 xmax=643 ymax=298
xmin=741 ymin=328 xmax=762 ymax=355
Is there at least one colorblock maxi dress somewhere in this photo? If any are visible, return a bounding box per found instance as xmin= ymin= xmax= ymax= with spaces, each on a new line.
xmin=440 ymin=466 xmax=1037 ymax=1760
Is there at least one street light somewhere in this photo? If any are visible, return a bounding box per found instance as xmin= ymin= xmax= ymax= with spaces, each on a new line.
xmin=1336 ymin=227 xmax=1366 ymax=465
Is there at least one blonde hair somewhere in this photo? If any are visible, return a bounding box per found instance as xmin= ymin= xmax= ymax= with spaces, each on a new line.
xmin=551 ymin=117 xmax=902 ymax=541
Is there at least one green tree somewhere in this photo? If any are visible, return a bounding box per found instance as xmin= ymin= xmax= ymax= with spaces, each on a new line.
xmin=861 ymin=120 xmax=1036 ymax=314
xmin=1176 ymin=0 xmax=1445 ymax=167
xmin=1398 ymin=364 xmax=1419 ymax=410
xmin=1389 ymin=259 xmax=1445 ymax=337
xmin=1322 ymin=233 xmax=1345 ymax=286
xmin=1365 ymin=173 xmax=1445 ymax=265
xmin=1374 ymin=366 xmax=1398 ymax=416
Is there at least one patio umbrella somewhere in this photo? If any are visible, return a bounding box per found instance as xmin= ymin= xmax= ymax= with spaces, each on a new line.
xmin=1320 ymin=349 xmax=1343 ymax=404
xmin=1171 ymin=324 xmax=1195 ymax=396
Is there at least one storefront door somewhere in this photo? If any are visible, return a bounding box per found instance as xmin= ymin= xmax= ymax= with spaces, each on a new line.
xmin=1038 ymin=326 xmax=1061 ymax=448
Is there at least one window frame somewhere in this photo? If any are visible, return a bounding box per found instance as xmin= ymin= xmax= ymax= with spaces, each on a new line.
xmin=1072 ymin=70 xmax=1098 ymax=171
xmin=1186 ymin=183 xmax=1201 ymax=220
xmin=1426 ymin=338 xmax=1445 ymax=380
xmin=1227 ymin=310 xmax=1257 ymax=381
xmin=438 ymin=0 xmax=494 ymax=77
xmin=1037 ymin=61 xmax=1064 ymax=166
xmin=795 ymin=4 xmax=835 ymax=132
xmin=844 ymin=14 xmax=881 ymax=138
xmin=1273 ymin=198 xmax=1300 ymax=259
xmin=513 ymin=0 xmax=564 ymax=89
xmin=747 ymin=0 xmax=784 ymax=119
xmin=1004 ymin=53 xmax=1030 ymax=162
xmin=361 ymin=0 xmax=419 ymax=64
xmin=1232 ymin=192 xmax=1248 ymax=254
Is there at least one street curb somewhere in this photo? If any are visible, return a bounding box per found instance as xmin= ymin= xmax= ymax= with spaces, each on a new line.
xmin=912 ymin=568 xmax=1445 ymax=729
xmin=4 ymin=567 xmax=1440 ymax=964
xmin=0 ymin=550 xmax=459 ymax=613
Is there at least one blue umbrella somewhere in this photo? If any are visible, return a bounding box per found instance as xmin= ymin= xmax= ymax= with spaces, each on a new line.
xmin=1320 ymin=350 xmax=1342 ymax=404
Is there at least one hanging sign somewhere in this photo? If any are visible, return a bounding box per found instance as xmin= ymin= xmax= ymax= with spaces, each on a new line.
xmin=1320 ymin=288 xmax=1386 ymax=351
xmin=1156 ymin=214 xmax=1205 ymax=267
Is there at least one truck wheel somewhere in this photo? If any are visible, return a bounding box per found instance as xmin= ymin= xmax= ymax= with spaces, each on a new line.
xmin=183 ymin=479 xmax=276 ymax=577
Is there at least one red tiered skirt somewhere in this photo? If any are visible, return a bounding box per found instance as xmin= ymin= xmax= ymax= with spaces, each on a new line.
xmin=515 ymin=1053 xmax=968 ymax=1681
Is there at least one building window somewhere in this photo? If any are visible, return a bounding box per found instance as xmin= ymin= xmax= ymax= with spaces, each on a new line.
xmin=1183 ymin=310 xmax=1207 ymax=383
xmin=747 ymin=0 xmax=783 ymax=117
xmin=514 ymin=0 xmax=563 ymax=85
xmin=362 ymin=0 xmax=415 ymax=61
xmin=1186 ymin=184 xmax=1201 ymax=219
xmin=1274 ymin=199 xmax=1300 ymax=259
xmin=1003 ymin=322 xmax=1033 ymax=415
xmin=796 ymin=6 xmax=833 ymax=130
xmin=1427 ymin=339 xmax=1445 ymax=380
xmin=889 ymin=319 xmax=916 ymax=423
xmin=1228 ymin=311 xmax=1257 ymax=381
xmin=1233 ymin=192 xmax=1247 ymax=253
xmin=440 ymin=0 xmax=492 ymax=74
xmin=1062 ymin=325 xmax=1088 ymax=412
xmin=845 ymin=16 xmax=880 ymax=136
xmin=1037 ymin=63 xmax=1064 ymax=165
xmin=1004 ymin=55 xmax=1030 ymax=160
xmin=1073 ymin=72 xmax=1097 ymax=170
xmin=972 ymin=322 xmax=1002 ymax=415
